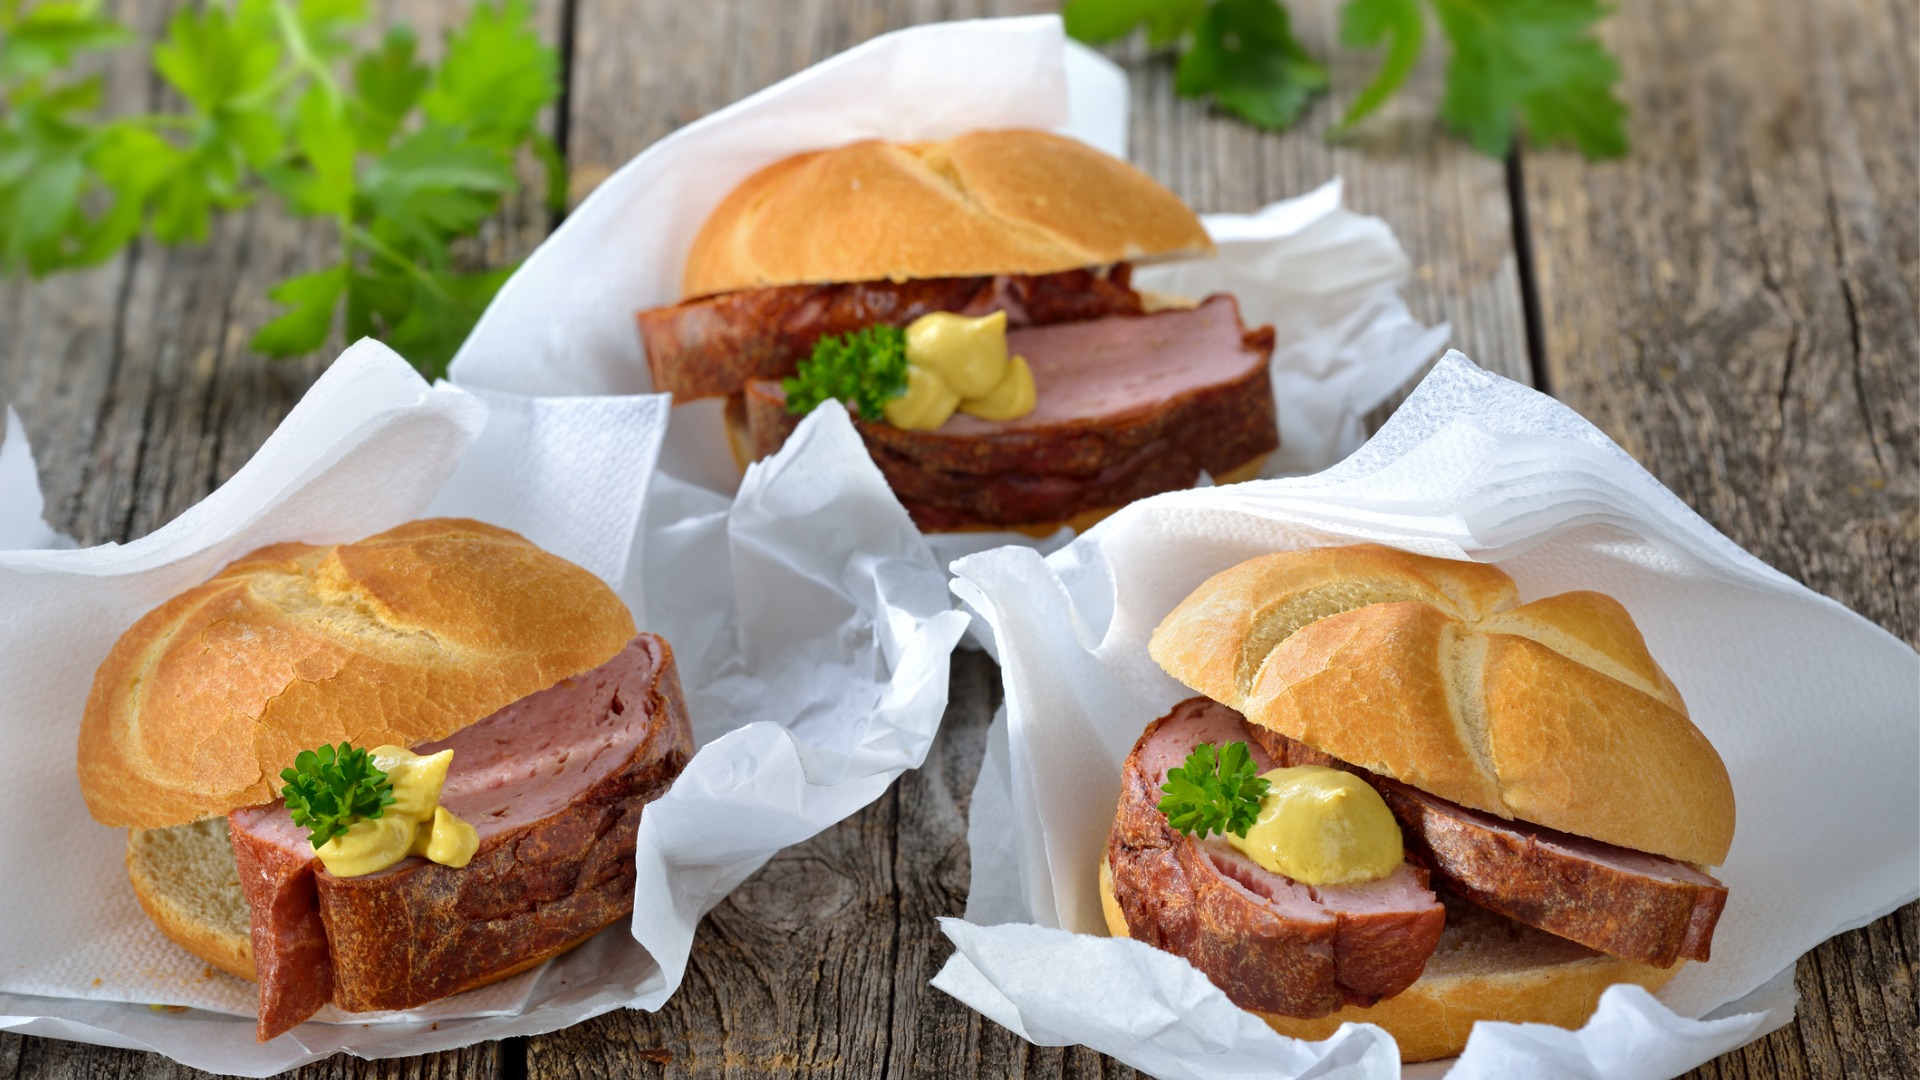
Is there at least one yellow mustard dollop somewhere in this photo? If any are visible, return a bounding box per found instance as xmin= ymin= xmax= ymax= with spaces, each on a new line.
xmin=313 ymin=745 xmax=479 ymax=878
xmin=883 ymin=364 xmax=962 ymax=431
xmin=882 ymin=311 xmax=1037 ymax=430
xmin=1225 ymin=765 xmax=1403 ymax=886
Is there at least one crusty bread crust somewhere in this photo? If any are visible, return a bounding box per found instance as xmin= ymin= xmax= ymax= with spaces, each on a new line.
xmin=1098 ymin=857 xmax=1679 ymax=1063
xmin=682 ymin=130 xmax=1214 ymax=298
xmin=79 ymin=519 xmax=637 ymax=828
xmin=1148 ymin=545 xmax=1735 ymax=866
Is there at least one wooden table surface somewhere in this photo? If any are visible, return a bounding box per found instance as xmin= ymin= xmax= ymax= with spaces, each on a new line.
xmin=2 ymin=0 xmax=1913 ymax=1077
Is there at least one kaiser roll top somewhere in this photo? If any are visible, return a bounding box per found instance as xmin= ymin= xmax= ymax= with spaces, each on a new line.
xmin=78 ymin=519 xmax=637 ymax=828
xmin=681 ymin=129 xmax=1215 ymax=298
xmin=1148 ymin=544 xmax=1735 ymax=866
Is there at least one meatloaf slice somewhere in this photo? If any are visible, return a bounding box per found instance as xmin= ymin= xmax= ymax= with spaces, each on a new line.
xmin=1243 ymin=726 xmax=1729 ymax=967
xmin=1376 ymin=779 xmax=1728 ymax=967
xmin=638 ymin=266 xmax=1144 ymax=401
xmin=744 ymin=296 xmax=1279 ymax=529
xmin=1107 ymin=698 xmax=1445 ymax=1019
xmin=229 ymin=633 xmax=694 ymax=1041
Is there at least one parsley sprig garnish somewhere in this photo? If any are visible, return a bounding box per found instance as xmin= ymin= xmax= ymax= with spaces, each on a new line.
xmin=0 ymin=0 xmax=563 ymax=377
xmin=1065 ymin=0 xmax=1628 ymax=159
xmin=1158 ymin=740 xmax=1271 ymax=839
xmin=782 ymin=324 xmax=910 ymax=422
xmin=279 ymin=742 xmax=397 ymax=849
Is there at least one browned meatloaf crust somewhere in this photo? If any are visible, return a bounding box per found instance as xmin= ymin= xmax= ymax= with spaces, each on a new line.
xmin=744 ymin=295 xmax=1279 ymax=530
xmin=1244 ymin=726 xmax=1729 ymax=967
xmin=638 ymin=266 xmax=1144 ymax=401
xmin=1107 ymin=698 xmax=1446 ymax=1019
xmin=230 ymin=633 xmax=694 ymax=1041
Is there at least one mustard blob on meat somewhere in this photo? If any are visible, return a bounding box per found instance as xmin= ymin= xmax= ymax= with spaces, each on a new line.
xmin=884 ymin=311 xmax=1037 ymax=430
xmin=314 ymin=746 xmax=479 ymax=877
xmin=1226 ymin=765 xmax=1403 ymax=886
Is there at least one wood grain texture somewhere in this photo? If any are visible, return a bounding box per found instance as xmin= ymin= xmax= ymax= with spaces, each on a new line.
xmin=1520 ymin=1 xmax=1919 ymax=1078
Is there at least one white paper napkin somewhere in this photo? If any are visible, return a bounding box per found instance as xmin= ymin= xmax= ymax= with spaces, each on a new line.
xmin=937 ymin=353 xmax=1919 ymax=1079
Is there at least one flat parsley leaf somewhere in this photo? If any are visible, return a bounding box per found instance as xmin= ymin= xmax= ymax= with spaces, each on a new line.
xmin=350 ymin=27 xmax=429 ymax=151
xmin=783 ymin=325 xmax=910 ymax=422
xmin=1429 ymin=0 xmax=1627 ymax=158
xmin=1064 ymin=0 xmax=1628 ymax=159
xmin=252 ymin=264 xmax=347 ymax=356
xmin=1158 ymin=740 xmax=1271 ymax=839
xmin=381 ymin=265 xmax=513 ymax=380
xmin=1175 ymin=0 xmax=1328 ymax=130
xmin=3 ymin=0 xmax=558 ymax=374
xmin=279 ymin=741 xmax=396 ymax=849
xmin=0 ymin=1 xmax=131 ymax=83
xmin=422 ymin=0 xmax=557 ymax=148
xmin=1335 ymin=0 xmax=1424 ymax=134
xmin=1063 ymin=0 xmax=1206 ymax=47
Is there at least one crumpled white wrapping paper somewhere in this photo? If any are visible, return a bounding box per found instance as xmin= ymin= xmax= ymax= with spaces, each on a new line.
xmin=0 ymin=332 xmax=964 ymax=1073
xmin=937 ymin=353 xmax=1920 ymax=1079
xmin=447 ymin=15 xmax=1446 ymax=566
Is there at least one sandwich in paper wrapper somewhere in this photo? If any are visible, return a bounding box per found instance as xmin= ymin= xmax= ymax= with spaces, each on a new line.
xmin=448 ymin=14 xmax=1448 ymax=560
xmin=0 ymin=338 xmax=964 ymax=1070
xmin=939 ymin=354 xmax=1919 ymax=1078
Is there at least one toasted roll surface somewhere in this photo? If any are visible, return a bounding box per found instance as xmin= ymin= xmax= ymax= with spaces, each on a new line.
xmin=683 ymin=130 xmax=1214 ymax=298
xmin=79 ymin=519 xmax=636 ymax=828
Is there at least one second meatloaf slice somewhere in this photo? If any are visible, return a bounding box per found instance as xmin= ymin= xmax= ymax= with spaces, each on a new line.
xmin=743 ymin=295 xmax=1278 ymax=529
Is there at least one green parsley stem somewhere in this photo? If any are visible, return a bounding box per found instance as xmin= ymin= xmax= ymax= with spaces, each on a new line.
xmin=347 ymin=223 xmax=451 ymax=300
xmin=269 ymin=0 xmax=341 ymax=104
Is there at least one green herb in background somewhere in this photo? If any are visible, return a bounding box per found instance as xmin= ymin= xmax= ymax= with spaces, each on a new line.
xmin=1157 ymin=740 xmax=1271 ymax=839
xmin=783 ymin=325 xmax=911 ymax=422
xmin=0 ymin=0 xmax=563 ymax=378
xmin=279 ymin=741 xmax=397 ymax=849
xmin=1065 ymin=0 xmax=1628 ymax=159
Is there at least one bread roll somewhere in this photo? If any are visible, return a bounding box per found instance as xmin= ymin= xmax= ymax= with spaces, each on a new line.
xmin=1149 ymin=544 xmax=1735 ymax=866
xmin=126 ymin=817 xmax=255 ymax=980
xmin=1098 ymin=857 xmax=1679 ymax=1063
xmin=78 ymin=519 xmax=636 ymax=828
xmin=682 ymin=129 xmax=1215 ymax=298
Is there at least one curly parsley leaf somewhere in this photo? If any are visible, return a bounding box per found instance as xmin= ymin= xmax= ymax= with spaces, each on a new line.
xmin=279 ymin=742 xmax=397 ymax=849
xmin=1158 ymin=740 xmax=1271 ymax=839
xmin=1176 ymin=0 xmax=1328 ymax=129
xmin=1430 ymin=0 xmax=1627 ymax=158
xmin=782 ymin=324 xmax=911 ymax=422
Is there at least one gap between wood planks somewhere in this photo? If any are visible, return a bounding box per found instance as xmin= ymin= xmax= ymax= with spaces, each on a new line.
xmin=1505 ymin=149 xmax=1552 ymax=398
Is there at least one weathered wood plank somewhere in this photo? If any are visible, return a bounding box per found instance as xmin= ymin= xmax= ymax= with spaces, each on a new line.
xmin=1520 ymin=1 xmax=1919 ymax=1078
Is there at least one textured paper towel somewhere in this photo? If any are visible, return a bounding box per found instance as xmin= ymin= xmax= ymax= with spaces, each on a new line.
xmin=0 ymin=338 xmax=964 ymax=1073
xmin=937 ymin=354 xmax=1919 ymax=1078
xmin=447 ymin=15 xmax=1445 ymax=557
